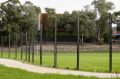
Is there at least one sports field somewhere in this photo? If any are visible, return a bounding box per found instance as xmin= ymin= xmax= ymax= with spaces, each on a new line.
xmin=1 ymin=52 xmax=120 ymax=73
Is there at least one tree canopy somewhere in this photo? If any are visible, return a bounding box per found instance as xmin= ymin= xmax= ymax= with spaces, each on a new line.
xmin=0 ymin=0 xmax=118 ymax=44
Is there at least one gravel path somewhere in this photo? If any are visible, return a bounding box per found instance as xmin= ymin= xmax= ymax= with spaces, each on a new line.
xmin=0 ymin=58 xmax=120 ymax=78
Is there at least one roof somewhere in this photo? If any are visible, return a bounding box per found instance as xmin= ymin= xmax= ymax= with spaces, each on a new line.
xmin=113 ymin=34 xmax=120 ymax=36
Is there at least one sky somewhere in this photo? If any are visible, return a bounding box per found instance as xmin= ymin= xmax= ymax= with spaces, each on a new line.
xmin=0 ymin=0 xmax=120 ymax=13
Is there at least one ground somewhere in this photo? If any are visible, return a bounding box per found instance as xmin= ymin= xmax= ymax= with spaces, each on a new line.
xmin=1 ymin=52 xmax=120 ymax=73
xmin=1 ymin=43 xmax=120 ymax=79
xmin=0 ymin=65 xmax=101 ymax=79
xmin=0 ymin=59 xmax=120 ymax=79
xmin=1 ymin=43 xmax=120 ymax=73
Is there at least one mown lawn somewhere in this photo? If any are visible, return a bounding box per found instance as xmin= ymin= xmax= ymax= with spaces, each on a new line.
xmin=0 ymin=65 xmax=117 ymax=79
xmin=1 ymin=52 xmax=120 ymax=73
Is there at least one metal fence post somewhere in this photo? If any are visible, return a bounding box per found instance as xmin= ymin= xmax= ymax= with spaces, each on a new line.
xmin=28 ymin=31 xmax=31 ymax=62
xmin=8 ymin=34 xmax=10 ymax=58
xmin=32 ymin=27 xmax=35 ymax=64
xmin=15 ymin=33 xmax=17 ymax=59
xmin=1 ymin=36 xmax=3 ymax=58
xmin=109 ymin=13 xmax=112 ymax=72
xmin=26 ymin=32 xmax=28 ymax=61
xmin=21 ymin=33 xmax=23 ymax=60
xmin=40 ymin=24 xmax=42 ymax=65
xmin=54 ymin=21 xmax=57 ymax=68
xmin=32 ymin=39 xmax=34 ymax=64
xmin=77 ymin=18 xmax=80 ymax=70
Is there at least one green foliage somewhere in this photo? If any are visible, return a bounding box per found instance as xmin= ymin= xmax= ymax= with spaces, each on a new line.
xmin=92 ymin=0 xmax=114 ymax=14
xmin=0 ymin=0 xmax=115 ymax=44
xmin=114 ymin=11 xmax=120 ymax=33
xmin=21 ymin=1 xmax=39 ymax=33
xmin=0 ymin=0 xmax=41 ymax=42
xmin=92 ymin=0 xmax=114 ymax=44
xmin=44 ymin=7 xmax=97 ymax=43
xmin=45 ymin=8 xmax=57 ymax=33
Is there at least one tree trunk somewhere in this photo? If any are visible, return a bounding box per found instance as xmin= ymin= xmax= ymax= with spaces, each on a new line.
xmin=97 ymin=29 xmax=103 ymax=45
xmin=81 ymin=35 xmax=84 ymax=44
xmin=97 ymin=33 xmax=103 ymax=45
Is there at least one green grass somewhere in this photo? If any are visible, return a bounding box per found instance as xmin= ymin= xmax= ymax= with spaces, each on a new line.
xmin=0 ymin=65 xmax=117 ymax=79
xmin=1 ymin=51 xmax=120 ymax=73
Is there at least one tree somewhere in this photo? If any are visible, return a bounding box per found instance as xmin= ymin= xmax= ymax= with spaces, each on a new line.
xmin=114 ymin=11 xmax=120 ymax=33
xmin=45 ymin=8 xmax=57 ymax=37
xmin=57 ymin=11 xmax=72 ymax=34
xmin=21 ymin=1 xmax=40 ymax=33
xmin=70 ymin=9 xmax=97 ymax=44
xmin=92 ymin=0 xmax=114 ymax=44
xmin=0 ymin=0 xmax=41 ymax=43
xmin=0 ymin=0 xmax=21 ymax=43
xmin=70 ymin=10 xmax=81 ymax=35
xmin=92 ymin=0 xmax=114 ymax=14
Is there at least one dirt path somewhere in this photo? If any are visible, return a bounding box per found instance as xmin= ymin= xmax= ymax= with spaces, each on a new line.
xmin=0 ymin=58 xmax=119 ymax=78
